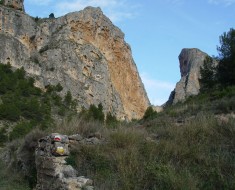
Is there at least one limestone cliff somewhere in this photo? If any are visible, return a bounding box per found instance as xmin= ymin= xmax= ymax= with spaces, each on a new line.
xmin=1 ymin=0 xmax=24 ymax=12
xmin=0 ymin=3 xmax=150 ymax=120
xmin=167 ymin=48 xmax=217 ymax=104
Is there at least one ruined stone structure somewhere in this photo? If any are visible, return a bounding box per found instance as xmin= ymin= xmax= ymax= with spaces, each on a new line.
xmin=0 ymin=3 xmax=150 ymax=120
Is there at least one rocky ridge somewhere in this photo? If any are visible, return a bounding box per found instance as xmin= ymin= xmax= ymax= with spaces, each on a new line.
xmin=167 ymin=48 xmax=218 ymax=104
xmin=0 ymin=2 xmax=150 ymax=120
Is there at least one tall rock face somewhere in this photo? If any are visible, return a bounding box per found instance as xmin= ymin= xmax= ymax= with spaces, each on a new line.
xmin=0 ymin=4 xmax=150 ymax=120
xmin=167 ymin=48 xmax=217 ymax=104
xmin=2 ymin=0 xmax=24 ymax=11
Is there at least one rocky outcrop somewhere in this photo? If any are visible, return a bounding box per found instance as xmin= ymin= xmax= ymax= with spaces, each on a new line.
xmin=1 ymin=0 xmax=24 ymax=12
xmin=0 ymin=4 xmax=150 ymax=120
xmin=152 ymin=105 xmax=163 ymax=113
xmin=167 ymin=48 xmax=217 ymax=104
xmin=35 ymin=133 xmax=95 ymax=190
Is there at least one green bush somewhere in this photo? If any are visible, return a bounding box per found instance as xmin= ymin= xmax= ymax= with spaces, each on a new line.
xmin=143 ymin=106 xmax=157 ymax=120
xmin=106 ymin=112 xmax=119 ymax=128
xmin=9 ymin=122 xmax=34 ymax=141
xmin=80 ymin=103 xmax=105 ymax=122
xmin=0 ymin=103 xmax=21 ymax=121
xmin=0 ymin=127 xmax=8 ymax=146
xmin=64 ymin=91 xmax=72 ymax=107
xmin=0 ymin=160 xmax=30 ymax=190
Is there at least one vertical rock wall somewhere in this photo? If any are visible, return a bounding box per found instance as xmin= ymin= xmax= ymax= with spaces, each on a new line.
xmin=167 ymin=48 xmax=218 ymax=104
xmin=0 ymin=4 xmax=150 ymax=120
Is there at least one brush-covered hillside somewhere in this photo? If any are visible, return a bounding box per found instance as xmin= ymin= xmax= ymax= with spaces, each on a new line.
xmin=0 ymin=29 xmax=235 ymax=190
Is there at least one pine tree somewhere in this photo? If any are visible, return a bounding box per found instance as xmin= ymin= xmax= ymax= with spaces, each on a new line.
xmin=217 ymin=28 xmax=235 ymax=86
xmin=199 ymin=56 xmax=217 ymax=92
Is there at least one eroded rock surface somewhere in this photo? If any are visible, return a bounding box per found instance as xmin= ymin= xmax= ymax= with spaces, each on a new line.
xmin=0 ymin=3 xmax=150 ymax=120
xmin=167 ymin=48 xmax=218 ymax=104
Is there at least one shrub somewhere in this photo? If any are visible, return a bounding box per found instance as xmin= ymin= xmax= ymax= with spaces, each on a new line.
xmin=19 ymin=129 xmax=46 ymax=188
xmin=0 ymin=103 xmax=21 ymax=121
xmin=143 ymin=106 xmax=157 ymax=120
xmin=49 ymin=13 xmax=55 ymax=19
xmin=0 ymin=127 xmax=8 ymax=146
xmin=34 ymin=16 xmax=39 ymax=22
xmin=0 ymin=160 xmax=30 ymax=190
xmin=106 ymin=112 xmax=119 ymax=128
xmin=64 ymin=91 xmax=72 ymax=107
xmin=55 ymin=83 xmax=63 ymax=92
xmin=80 ymin=104 xmax=105 ymax=122
xmin=199 ymin=56 xmax=217 ymax=92
xmin=9 ymin=122 xmax=34 ymax=141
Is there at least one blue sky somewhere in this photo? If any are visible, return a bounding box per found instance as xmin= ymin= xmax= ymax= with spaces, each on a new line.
xmin=24 ymin=0 xmax=235 ymax=105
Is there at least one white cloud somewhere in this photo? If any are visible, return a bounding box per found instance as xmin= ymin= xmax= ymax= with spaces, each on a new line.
xmin=54 ymin=0 xmax=139 ymax=22
xmin=208 ymin=0 xmax=235 ymax=6
xmin=141 ymin=73 xmax=175 ymax=106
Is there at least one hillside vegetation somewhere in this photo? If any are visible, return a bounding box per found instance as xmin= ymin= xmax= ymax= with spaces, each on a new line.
xmin=0 ymin=29 xmax=235 ymax=190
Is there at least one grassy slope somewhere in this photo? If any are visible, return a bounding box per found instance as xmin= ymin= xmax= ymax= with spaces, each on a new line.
xmin=65 ymin=87 xmax=235 ymax=190
xmin=0 ymin=62 xmax=235 ymax=189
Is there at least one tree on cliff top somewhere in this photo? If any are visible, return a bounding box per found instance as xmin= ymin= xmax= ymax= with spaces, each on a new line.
xmin=200 ymin=28 xmax=235 ymax=90
xmin=217 ymin=28 xmax=235 ymax=86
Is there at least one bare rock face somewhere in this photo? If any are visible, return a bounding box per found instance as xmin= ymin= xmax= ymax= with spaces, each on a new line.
xmin=2 ymin=0 xmax=24 ymax=12
xmin=0 ymin=4 xmax=150 ymax=120
xmin=167 ymin=48 xmax=217 ymax=104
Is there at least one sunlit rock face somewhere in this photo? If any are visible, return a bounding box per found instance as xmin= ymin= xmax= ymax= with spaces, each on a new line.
xmin=167 ymin=48 xmax=217 ymax=105
xmin=0 ymin=4 xmax=150 ymax=120
xmin=2 ymin=0 xmax=24 ymax=12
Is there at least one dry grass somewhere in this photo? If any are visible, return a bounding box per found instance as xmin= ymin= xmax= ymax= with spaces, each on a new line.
xmin=51 ymin=115 xmax=104 ymax=137
xmin=66 ymin=114 xmax=235 ymax=190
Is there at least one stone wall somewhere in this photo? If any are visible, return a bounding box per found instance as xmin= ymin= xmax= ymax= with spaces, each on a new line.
xmin=35 ymin=133 xmax=96 ymax=190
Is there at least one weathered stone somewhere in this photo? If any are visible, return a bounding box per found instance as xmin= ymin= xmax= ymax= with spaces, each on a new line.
xmin=80 ymin=137 xmax=101 ymax=145
xmin=69 ymin=134 xmax=83 ymax=141
xmin=167 ymin=48 xmax=218 ymax=104
xmin=0 ymin=3 xmax=150 ymax=120
xmin=88 ymin=132 xmax=102 ymax=139
xmin=152 ymin=105 xmax=163 ymax=113
xmin=63 ymin=165 xmax=78 ymax=178
xmin=2 ymin=0 xmax=24 ymax=12
xmin=35 ymin=133 xmax=94 ymax=190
